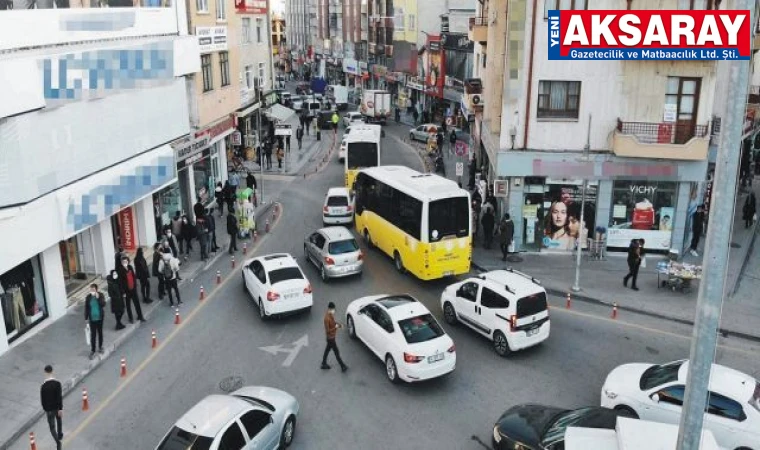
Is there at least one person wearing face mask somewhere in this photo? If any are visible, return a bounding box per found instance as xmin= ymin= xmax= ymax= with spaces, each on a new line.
xmin=151 ymin=243 xmax=165 ymax=300
xmin=158 ymin=250 xmax=182 ymax=306
xmin=119 ymin=257 xmax=145 ymax=323
xmin=107 ymin=270 xmax=126 ymax=330
xmin=180 ymin=215 xmax=195 ymax=260
xmin=163 ymin=228 xmax=179 ymax=258
xmin=134 ymin=247 xmax=152 ymax=304
xmin=84 ymin=284 xmax=106 ymax=359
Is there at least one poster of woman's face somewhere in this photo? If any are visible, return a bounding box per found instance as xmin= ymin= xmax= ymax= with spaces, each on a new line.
xmin=542 ymin=184 xmax=597 ymax=250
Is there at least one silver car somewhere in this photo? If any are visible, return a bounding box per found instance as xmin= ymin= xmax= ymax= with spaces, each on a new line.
xmin=304 ymin=226 xmax=364 ymax=282
xmin=155 ymin=386 xmax=299 ymax=450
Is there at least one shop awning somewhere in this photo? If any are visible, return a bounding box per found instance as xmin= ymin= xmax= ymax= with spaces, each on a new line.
xmin=265 ymin=103 xmax=296 ymax=122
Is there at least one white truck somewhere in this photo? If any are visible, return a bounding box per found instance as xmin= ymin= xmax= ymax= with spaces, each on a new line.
xmin=360 ymin=90 xmax=392 ymax=124
xmin=566 ymin=417 xmax=722 ymax=450
xmin=326 ymin=85 xmax=349 ymax=110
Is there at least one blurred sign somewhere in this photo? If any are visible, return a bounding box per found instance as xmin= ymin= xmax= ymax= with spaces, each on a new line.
xmin=275 ymin=124 xmax=293 ymax=136
xmin=456 ymin=163 xmax=464 ymax=177
xmin=231 ymin=131 xmax=242 ymax=146
xmin=454 ymin=140 xmax=468 ymax=156
xmin=446 ymin=117 xmax=453 ymax=126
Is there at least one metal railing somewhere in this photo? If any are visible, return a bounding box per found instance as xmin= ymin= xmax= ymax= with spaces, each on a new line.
xmin=616 ymin=119 xmax=709 ymax=145
xmin=469 ymin=16 xmax=488 ymax=29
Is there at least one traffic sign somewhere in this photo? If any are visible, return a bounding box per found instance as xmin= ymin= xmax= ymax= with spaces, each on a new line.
xmin=456 ymin=162 xmax=464 ymax=177
xmin=445 ymin=117 xmax=453 ymax=126
xmin=454 ymin=140 xmax=468 ymax=157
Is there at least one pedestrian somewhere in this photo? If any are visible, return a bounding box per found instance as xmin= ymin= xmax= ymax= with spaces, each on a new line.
xmin=276 ymin=145 xmax=285 ymax=169
xmin=158 ymin=250 xmax=182 ymax=306
xmin=246 ymin=171 xmax=257 ymax=190
xmin=449 ymin=129 xmax=457 ymax=153
xmin=107 ymin=269 xmax=126 ymax=329
xmin=395 ymin=107 xmax=401 ymax=123
xmin=265 ymin=144 xmax=273 ymax=169
xmin=163 ymin=227 xmax=179 ymax=258
xmin=180 ymin=215 xmax=195 ymax=258
xmin=151 ymin=243 xmax=165 ymax=301
xmin=119 ymin=257 xmax=145 ymax=323
xmin=436 ymin=131 xmax=444 ymax=155
xmin=214 ymin=182 xmax=225 ymax=216
xmin=171 ymin=211 xmax=183 ymax=253
xmin=229 ymin=170 xmax=241 ymax=190
xmin=321 ymin=302 xmax=348 ymax=372
xmin=84 ymin=283 xmax=106 ymax=359
xmin=206 ymin=208 xmax=220 ymax=252
xmin=113 ymin=247 xmax=125 ymax=273
xmin=285 ymin=134 xmax=291 ymax=154
xmin=224 ymin=181 xmax=236 ymax=214
xmin=441 ymin=118 xmax=447 ymax=135
xmin=481 ymin=208 xmax=496 ymax=249
xmin=412 ymin=108 xmax=419 ymax=125
xmin=623 ymin=239 xmax=642 ymax=291
xmin=134 ymin=247 xmax=152 ymax=304
xmin=296 ymin=126 xmax=304 ymax=150
xmin=196 ymin=215 xmax=209 ymax=261
xmin=299 ymin=114 xmax=307 ymax=134
xmin=743 ymin=192 xmax=756 ymax=228
xmin=689 ymin=204 xmax=706 ymax=257
xmin=227 ymin=210 xmax=239 ymax=254
xmin=471 ymin=200 xmax=481 ymax=244
xmin=193 ymin=199 xmax=205 ymax=222
xmin=498 ymin=214 xmax=515 ymax=261
xmin=331 ymin=111 xmax=340 ymax=135
xmin=40 ymin=365 xmax=63 ymax=450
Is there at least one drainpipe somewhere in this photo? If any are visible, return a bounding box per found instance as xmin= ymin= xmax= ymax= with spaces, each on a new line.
xmin=522 ymin=0 xmax=539 ymax=150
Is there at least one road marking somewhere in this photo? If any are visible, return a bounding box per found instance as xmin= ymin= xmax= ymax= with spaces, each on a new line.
xmin=259 ymin=335 xmax=309 ymax=367
xmin=63 ymin=203 xmax=284 ymax=444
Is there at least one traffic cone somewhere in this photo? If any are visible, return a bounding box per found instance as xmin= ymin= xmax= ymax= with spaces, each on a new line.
xmin=82 ymin=388 xmax=89 ymax=411
xmin=265 ymin=219 xmax=270 ymax=233
xmin=216 ymin=270 xmax=222 ymax=285
xmin=611 ymin=303 xmax=618 ymax=319
xmin=272 ymin=210 xmax=277 ymax=222
xmin=120 ymin=358 xmax=127 ymax=377
xmin=566 ymin=293 xmax=571 ymax=309
xmin=243 ymin=242 xmax=247 ymax=255
xmin=151 ymin=330 xmax=158 ymax=348
xmin=174 ymin=308 xmax=181 ymax=325
xmin=253 ymin=231 xmax=258 ymax=242
xmin=231 ymin=256 xmax=236 ymax=268
xmin=199 ymin=285 xmax=205 ymax=300
xmin=29 ymin=432 xmax=36 ymax=450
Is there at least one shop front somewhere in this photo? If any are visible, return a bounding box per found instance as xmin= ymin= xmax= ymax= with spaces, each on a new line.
xmin=607 ymin=180 xmax=678 ymax=251
xmin=1 ymin=257 xmax=48 ymax=343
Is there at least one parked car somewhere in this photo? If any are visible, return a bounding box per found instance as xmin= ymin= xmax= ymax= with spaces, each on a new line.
xmin=303 ymin=226 xmax=363 ymax=281
xmin=291 ymin=96 xmax=304 ymax=112
xmin=600 ymin=359 xmax=760 ymax=450
xmin=346 ymin=294 xmax=456 ymax=383
xmin=492 ymin=405 xmax=635 ymax=450
xmin=440 ymin=269 xmax=550 ymax=356
xmin=408 ymin=124 xmax=460 ymax=142
xmin=155 ymin=386 xmax=299 ymax=450
xmin=322 ymin=187 xmax=354 ymax=225
xmin=242 ymin=254 xmax=313 ymax=320
xmin=343 ymin=111 xmax=365 ymax=127
xmin=338 ymin=136 xmax=348 ymax=162
xmin=317 ymin=110 xmax=338 ymax=130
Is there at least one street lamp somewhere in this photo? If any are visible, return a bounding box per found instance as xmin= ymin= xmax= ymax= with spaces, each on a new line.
xmin=571 ymin=114 xmax=592 ymax=293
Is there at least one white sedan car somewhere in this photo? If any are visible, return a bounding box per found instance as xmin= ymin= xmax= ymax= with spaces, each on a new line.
xmin=346 ymin=294 xmax=456 ymax=383
xmin=601 ymin=359 xmax=760 ymax=450
xmin=242 ymin=254 xmax=313 ymax=320
xmin=338 ymin=136 xmax=348 ymax=162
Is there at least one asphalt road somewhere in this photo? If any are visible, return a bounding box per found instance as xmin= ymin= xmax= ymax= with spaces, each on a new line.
xmin=11 ymin=120 xmax=760 ymax=450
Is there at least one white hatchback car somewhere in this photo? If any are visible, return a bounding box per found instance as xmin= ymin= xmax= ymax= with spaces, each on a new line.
xmin=440 ymin=269 xmax=550 ymax=357
xmin=601 ymin=359 xmax=760 ymax=450
xmin=322 ymin=187 xmax=353 ymax=225
xmin=242 ymin=253 xmax=313 ymax=320
xmin=338 ymin=136 xmax=348 ymax=162
xmin=343 ymin=111 xmax=365 ymax=127
xmin=304 ymin=226 xmax=363 ymax=281
xmin=346 ymin=294 xmax=456 ymax=383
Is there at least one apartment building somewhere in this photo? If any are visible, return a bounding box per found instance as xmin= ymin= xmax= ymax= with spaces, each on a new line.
xmin=467 ymin=0 xmax=728 ymax=254
xmin=285 ymin=0 xmax=312 ymax=71
xmin=0 ymin=4 xmax=199 ymax=355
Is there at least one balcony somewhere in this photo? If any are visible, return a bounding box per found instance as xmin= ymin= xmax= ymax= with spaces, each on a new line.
xmin=613 ymin=120 xmax=710 ymax=161
xmin=468 ymin=17 xmax=488 ymax=44
xmin=385 ymin=44 xmax=393 ymax=57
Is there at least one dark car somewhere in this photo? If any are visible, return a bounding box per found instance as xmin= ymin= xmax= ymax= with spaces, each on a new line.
xmin=316 ymin=110 xmax=338 ymax=130
xmin=492 ymin=405 xmax=635 ymax=450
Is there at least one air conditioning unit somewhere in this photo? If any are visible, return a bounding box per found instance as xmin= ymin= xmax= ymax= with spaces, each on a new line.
xmin=464 ymin=78 xmax=484 ymax=111
xmin=468 ymin=93 xmax=485 ymax=110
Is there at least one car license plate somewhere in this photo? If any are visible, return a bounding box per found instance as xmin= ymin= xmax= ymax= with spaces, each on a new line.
xmin=526 ymin=328 xmax=538 ymax=336
xmin=285 ymin=293 xmax=299 ymax=299
xmin=443 ymin=271 xmax=454 ymax=276
xmin=428 ymin=353 xmax=444 ymax=363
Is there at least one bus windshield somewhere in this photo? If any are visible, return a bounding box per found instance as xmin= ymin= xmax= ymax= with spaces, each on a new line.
xmin=428 ymin=197 xmax=469 ymax=242
xmin=346 ymin=142 xmax=379 ymax=169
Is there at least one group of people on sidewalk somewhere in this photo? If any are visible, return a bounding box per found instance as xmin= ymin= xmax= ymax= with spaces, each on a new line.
xmin=469 ymin=185 xmax=516 ymax=262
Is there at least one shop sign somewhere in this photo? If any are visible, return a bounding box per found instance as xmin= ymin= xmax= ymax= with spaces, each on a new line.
xmin=608 ymin=180 xmax=675 ymax=250
xmin=174 ymin=135 xmax=210 ymax=163
xmin=234 ymin=0 xmax=267 ymax=14
xmin=231 ymin=131 xmax=242 ymax=146
xmin=197 ymin=115 xmax=236 ymax=141
xmin=197 ymin=26 xmax=228 ymax=53
xmin=542 ymin=183 xmax=598 ymax=252
xmin=703 ymin=180 xmax=713 ymax=216
xmin=663 ymin=104 xmax=677 ymax=122
xmin=119 ymin=208 xmax=137 ymax=251
xmin=343 ymin=58 xmax=359 ymax=75
xmin=429 ymin=41 xmax=441 ymax=52
xmin=407 ymin=78 xmax=424 ymax=90
xmin=177 ymin=148 xmax=211 ymax=171
xmin=275 ymin=124 xmax=293 ymax=136
xmin=441 ymin=33 xmax=474 ymax=52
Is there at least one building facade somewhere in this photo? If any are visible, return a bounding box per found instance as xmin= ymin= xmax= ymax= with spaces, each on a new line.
xmin=0 ymin=3 xmax=199 ymax=354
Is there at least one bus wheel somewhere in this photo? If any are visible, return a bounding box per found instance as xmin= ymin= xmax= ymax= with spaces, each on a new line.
xmin=364 ymin=230 xmax=375 ymax=249
xmin=394 ymin=252 xmax=406 ymax=274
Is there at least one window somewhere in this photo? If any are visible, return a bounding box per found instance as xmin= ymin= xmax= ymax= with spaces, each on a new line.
xmin=219 ymin=51 xmax=230 ymax=87
xmin=251 ymin=261 xmax=266 ymax=283
xmin=326 ymin=196 xmax=349 ymax=206
xmin=458 ymin=282 xmax=479 ymax=302
xmin=397 ymin=192 xmax=422 ymax=240
xmin=373 ymin=309 xmax=394 ymax=333
xmin=347 ymin=143 xmax=379 ymax=169
xmin=537 ymin=80 xmax=580 ymax=119
xmin=429 ymin=197 xmax=470 ymax=241
xmin=394 ymin=7 xmax=405 ymax=30
xmin=244 ymin=65 xmax=253 ymax=89
xmin=328 ymin=239 xmax=359 ymax=255
xmin=480 ymin=288 xmax=509 ymax=309
xmin=639 ymin=360 xmax=685 ymax=391
xmin=656 ymin=385 xmax=686 ymax=407
xmin=398 ymin=314 xmax=445 ymax=343
xmin=482 ymin=53 xmax=487 ymax=68
xmin=156 ymin=426 xmax=213 ymax=450
xmin=258 ymin=62 xmax=266 ymax=87
xmin=256 ymin=18 xmax=263 ymax=43
xmin=242 ymin=18 xmax=252 ymax=44
xmin=201 ymin=54 xmax=213 ymax=92
xmin=268 ymin=267 xmax=304 ymax=284
xmin=218 ymin=423 xmax=246 ymax=450
xmin=310 ymin=233 xmax=326 ymax=249
xmin=707 ymin=392 xmax=746 ymax=421
xmin=609 ymin=180 xmax=678 ymax=242
xmin=216 ymin=0 xmax=226 ymax=20
xmin=516 ymin=292 xmax=548 ymax=317
xmin=239 ymin=410 xmax=272 ymax=439
xmin=408 ymin=14 xmax=415 ymax=30
xmin=544 ymin=0 xmax=587 ymax=18
xmin=678 ymin=0 xmax=714 ymax=9
xmin=196 ymin=0 xmax=208 ymax=13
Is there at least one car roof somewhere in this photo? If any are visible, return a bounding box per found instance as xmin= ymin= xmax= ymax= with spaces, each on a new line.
xmin=326 ymin=187 xmax=350 ymax=197
xmin=319 ymin=226 xmax=355 ymax=241
xmin=257 ymin=253 xmax=299 ymax=271
xmin=678 ymin=362 xmax=757 ymax=400
xmin=175 ymin=394 xmax=250 ymax=437
xmin=474 ymin=269 xmax=545 ymax=298
xmin=374 ymin=295 xmax=429 ymax=320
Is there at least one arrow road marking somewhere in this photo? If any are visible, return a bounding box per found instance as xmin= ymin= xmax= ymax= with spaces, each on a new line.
xmin=259 ymin=335 xmax=309 ymax=367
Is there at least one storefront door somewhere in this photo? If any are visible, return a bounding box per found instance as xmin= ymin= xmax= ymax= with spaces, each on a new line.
xmin=522 ymin=192 xmax=544 ymax=252
xmin=59 ymin=228 xmax=98 ymax=295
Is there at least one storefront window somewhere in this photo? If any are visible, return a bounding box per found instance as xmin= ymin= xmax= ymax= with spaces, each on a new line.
xmin=541 ymin=181 xmax=598 ymax=251
xmin=193 ymin=157 xmax=213 ymax=207
xmin=59 ymin=229 xmax=98 ymax=295
xmin=608 ymin=180 xmax=677 ymax=251
xmin=155 ymin=182 xmax=182 ymax=231
xmin=1 ymin=257 xmax=48 ymax=341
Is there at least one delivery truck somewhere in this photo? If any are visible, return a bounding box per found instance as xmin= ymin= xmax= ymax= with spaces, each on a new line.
xmin=565 ymin=417 xmax=721 ymax=450
xmin=360 ymin=90 xmax=392 ymax=124
xmin=326 ymin=85 xmax=349 ymax=110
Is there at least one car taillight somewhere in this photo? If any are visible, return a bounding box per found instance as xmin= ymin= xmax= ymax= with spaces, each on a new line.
xmin=323 ymin=206 xmax=329 ymax=213
xmin=303 ymin=284 xmax=313 ymax=294
xmin=347 ymin=205 xmax=353 ymax=212
xmin=324 ymin=256 xmax=335 ymax=265
xmin=267 ymin=291 xmax=280 ymax=301
xmin=357 ymin=251 xmax=364 ymax=261
xmin=510 ymin=315 xmax=517 ymax=332
xmin=447 ymin=344 xmax=456 ymax=353
xmin=403 ymin=353 xmax=424 ymax=363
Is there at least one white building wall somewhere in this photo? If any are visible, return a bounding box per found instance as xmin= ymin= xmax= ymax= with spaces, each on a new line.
xmin=40 ymin=246 xmax=68 ymax=321
xmin=415 ymin=0 xmax=449 ymax=47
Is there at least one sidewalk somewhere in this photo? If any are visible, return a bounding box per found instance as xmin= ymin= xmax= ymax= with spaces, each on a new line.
xmin=0 ymin=185 xmax=288 ymax=449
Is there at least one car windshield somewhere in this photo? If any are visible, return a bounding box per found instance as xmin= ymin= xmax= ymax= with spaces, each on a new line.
xmin=328 ymin=239 xmax=359 ymax=254
xmin=346 ymin=142 xmax=379 ymax=169
xmin=156 ymin=427 xmax=213 ymax=450
xmin=428 ymin=197 xmax=469 ymax=242
xmin=398 ymin=314 xmax=445 ymax=344
xmin=327 ymin=196 xmax=349 ymax=206
xmin=268 ymin=267 xmax=304 ymax=285
xmin=640 ymin=360 xmax=684 ymax=390
xmin=540 ymin=408 xmax=592 ymax=446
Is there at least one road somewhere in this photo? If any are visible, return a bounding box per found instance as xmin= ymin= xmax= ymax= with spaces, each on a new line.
xmin=11 ymin=119 xmax=760 ymax=450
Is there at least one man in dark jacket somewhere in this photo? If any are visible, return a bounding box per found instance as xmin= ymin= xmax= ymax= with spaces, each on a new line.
xmin=84 ymin=283 xmax=106 ymax=358
xmin=481 ymin=208 xmax=496 ymax=249
xmin=689 ymin=204 xmax=706 ymax=257
xmin=196 ymin=215 xmax=209 ymax=261
xmin=227 ymin=211 xmax=239 ymax=255
xmin=449 ymin=129 xmax=457 ymax=153
xmin=180 ymin=215 xmax=194 ymax=258
xmin=40 ymin=365 xmax=63 ymax=450
xmin=134 ymin=247 xmax=152 ymax=304
xmin=193 ymin=199 xmax=205 ymax=222
xmin=108 ymin=270 xmax=125 ymax=329
xmin=151 ymin=243 xmax=165 ymax=300
xmin=498 ymin=214 xmax=515 ymax=261
xmin=119 ymin=257 xmax=145 ymax=323
xmin=623 ymin=239 xmax=642 ymax=291
xmin=246 ymin=172 xmax=257 ymax=190
xmin=224 ymin=181 xmax=236 ymax=214
xmin=296 ymin=126 xmax=304 ymax=150
xmin=206 ymin=208 xmax=219 ymax=252
xmin=743 ymin=192 xmax=756 ymax=228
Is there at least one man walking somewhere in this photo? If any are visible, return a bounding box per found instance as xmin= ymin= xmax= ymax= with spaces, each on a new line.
xmin=158 ymin=250 xmax=182 ymax=306
xmin=227 ymin=210 xmax=239 ymax=254
xmin=119 ymin=257 xmax=145 ymax=323
xmin=689 ymin=204 xmax=706 ymax=257
xmin=481 ymin=208 xmax=496 ymax=250
xmin=40 ymin=365 xmax=63 ymax=450
xmin=84 ymin=283 xmax=106 ymax=359
xmin=196 ymin=215 xmax=209 ymax=262
xmin=498 ymin=214 xmax=515 ymax=262
xmin=743 ymin=192 xmax=756 ymax=228
xmin=321 ymin=302 xmax=348 ymax=372
xmin=151 ymin=243 xmax=165 ymax=300
xmin=296 ymin=126 xmax=304 ymax=150
xmin=623 ymin=239 xmax=642 ymax=291
xmin=206 ymin=208 xmax=220 ymax=252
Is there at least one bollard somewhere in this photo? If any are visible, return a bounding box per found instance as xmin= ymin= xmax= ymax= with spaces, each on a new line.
xmin=174 ymin=308 xmax=181 ymax=325
xmin=231 ymin=255 xmax=236 ymax=268
xmin=243 ymin=242 xmax=247 ymax=255
xmin=82 ymin=388 xmax=89 ymax=411
xmin=611 ymin=303 xmax=618 ymax=319
xmin=216 ymin=270 xmax=222 ymax=285
xmin=566 ymin=293 xmax=571 ymax=309
xmin=120 ymin=358 xmax=127 ymax=377
xmin=265 ymin=220 xmax=270 ymax=233
xmin=199 ymin=285 xmax=205 ymax=300
xmin=151 ymin=330 xmax=158 ymax=348
xmin=253 ymin=230 xmax=258 ymax=242
xmin=29 ymin=432 xmax=37 ymax=450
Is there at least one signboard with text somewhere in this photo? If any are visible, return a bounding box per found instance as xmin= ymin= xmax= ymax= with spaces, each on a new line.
xmin=197 ymin=26 xmax=228 ymax=53
xmin=235 ymin=0 xmax=267 ymax=13
xmin=119 ymin=207 xmax=137 ymax=251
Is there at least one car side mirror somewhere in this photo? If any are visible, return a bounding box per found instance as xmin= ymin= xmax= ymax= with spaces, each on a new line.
xmin=650 ymin=393 xmax=660 ymax=403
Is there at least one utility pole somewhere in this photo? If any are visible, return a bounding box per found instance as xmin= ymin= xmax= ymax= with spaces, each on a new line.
xmin=677 ymin=1 xmax=753 ymax=448
xmin=572 ymin=114 xmax=591 ymax=292
xmin=258 ymin=87 xmax=265 ymax=205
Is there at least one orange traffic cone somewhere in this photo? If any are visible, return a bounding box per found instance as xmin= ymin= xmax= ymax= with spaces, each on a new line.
xmin=120 ymin=358 xmax=127 ymax=377
xmin=611 ymin=303 xmax=618 ymax=319
xmin=29 ymin=432 xmax=36 ymax=450
xmin=566 ymin=293 xmax=571 ymax=309
xmin=151 ymin=330 xmax=158 ymax=348
xmin=82 ymin=388 xmax=89 ymax=411
xmin=243 ymin=242 xmax=247 ymax=255
xmin=174 ymin=308 xmax=181 ymax=325
xmin=231 ymin=256 xmax=236 ymax=268
xmin=216 ymin=270 xmax=222 ymax=284
xmin=199 ymin=285 xmax=205 ymax=300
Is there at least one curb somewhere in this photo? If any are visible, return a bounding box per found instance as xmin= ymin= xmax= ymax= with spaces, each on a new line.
xmin=729 ymin=223 xmax=758 ymax=298
xmin=470 ymin=261 xmax=760 ymax=344
xmin=0 ymin=203 xmax=281 ymax=450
